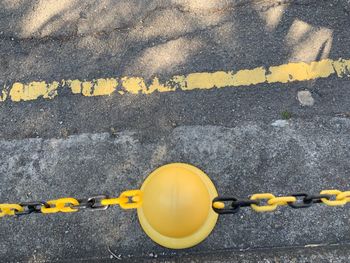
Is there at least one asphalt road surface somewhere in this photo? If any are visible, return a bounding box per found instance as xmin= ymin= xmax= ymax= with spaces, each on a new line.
xmin=1 ymin=0 xmax=350 ymax=262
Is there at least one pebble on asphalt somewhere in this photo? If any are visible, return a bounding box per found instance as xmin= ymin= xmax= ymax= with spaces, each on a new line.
xmin=297 ymin=90 xmax=315 ymax=106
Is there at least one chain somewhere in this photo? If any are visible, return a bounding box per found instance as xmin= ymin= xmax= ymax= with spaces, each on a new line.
xmin=212 ymin=189 xmax=350 ymax=214
xmin=0 ymin=190 xmax=142 ymax=218
xmin=3 ymin=188 xmax=350 ymax=217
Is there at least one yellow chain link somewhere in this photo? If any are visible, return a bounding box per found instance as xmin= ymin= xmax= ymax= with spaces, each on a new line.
xmin=41 ymin=198 xmax=79 ymax=214
xmin=267 ymin=196 xmax=297 ymax=206
xmin=320 ymin=190 xmax=350 ymax=206
xmin=0 ymin=204 xmax=24 ymax=217
xmin=335 ymin=191 xmax=350 ymax=202
xmin=248 ymin=189 xmax=350 ymax=212
xmin=101 ymin=190 xmax=143 ymax=209
xmin=0 ymin=189 xmax=143 ymax=217
xmin=250 ymin=193 xmax=278 ymax=212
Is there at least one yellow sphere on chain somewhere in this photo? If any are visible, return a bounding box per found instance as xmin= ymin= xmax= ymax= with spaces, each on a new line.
xmin=137 ymin=163 xmax=218 ymax=249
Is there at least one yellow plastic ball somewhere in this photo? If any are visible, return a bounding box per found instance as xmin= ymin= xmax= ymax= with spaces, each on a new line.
xmin=137 ymin=163 xmax=218 ymax=249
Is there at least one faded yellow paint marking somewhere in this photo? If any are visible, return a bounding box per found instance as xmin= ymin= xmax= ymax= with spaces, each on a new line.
xmin=0 ymin=90 xmax=7 ymax=102
xmin=81 ymin=81 xmax=93 ymax=96
xmin=266 ymin=59 xmax=336 ymax=83
xmin=1 ymin=58 xmax=350 ymax=102
xmin=181 ymin=71 xmax=235 ymax=90
xmin=233 ymin=67 xmax=266 ymax=85
xmin=93 ymin=78 xmax=118 ymax=96
xmin=9 ymin=81 xmax=59 ymax=102
xmin=333 ymin=58 xmax=350 ymax=77
xmin=172 ymin=67 xmax=266 ymax=90
xmin=67 ymin=78 xmax=118 ymax=96
xmin=67 ymin=79 xmax=82 ymax=94
xmin=309 ymin=59 xmax=335 ymax=79
xmin=147 ymin=77 xmax=175 ymax=94
xmin=121 ymin=77 xmax=147 ymax=94
xmin=267 ymin=63 xmax=310 ymax=83
xmin=119 ymin=77 xmax=175 ymax=94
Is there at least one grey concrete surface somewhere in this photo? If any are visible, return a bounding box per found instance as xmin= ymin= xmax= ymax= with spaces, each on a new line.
xmin=1 ymin=118 xmax=350 ymax=262
xmin=0 ymin=0 xmax=348 ymax=84
xmin=124 ymin=244 xmax=350 ymax=262
xmin=103 ymin=244 xmax=350 ymax=262
xmin=0 ymin=0 xmax=350 ymax=262
xmin=0 ymin=0 xmax=350 ymax=140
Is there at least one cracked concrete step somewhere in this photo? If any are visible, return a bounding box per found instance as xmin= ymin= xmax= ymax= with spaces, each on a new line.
xmin=96 ymin=244 xmax=350 ymax=262
xmin=1 ymin=117 xmax=350 ymax=261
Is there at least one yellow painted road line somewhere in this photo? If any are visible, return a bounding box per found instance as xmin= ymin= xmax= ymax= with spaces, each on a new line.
xmin=1 ymin=58 xmax=350 ymax=102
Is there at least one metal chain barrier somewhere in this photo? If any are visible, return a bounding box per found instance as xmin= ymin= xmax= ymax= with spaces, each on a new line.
xmin=212 ymin=189 xmax=350 ymax=214
xmin=0 ymin=190 xmax=142 ymax=218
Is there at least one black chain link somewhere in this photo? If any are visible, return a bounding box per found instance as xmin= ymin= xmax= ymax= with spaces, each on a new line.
xmin=288 ymin=193 xmax=332 ymax=208
xmin=72 ymin=195 xmax=109 ymax=211
xmin=212 ymin=196 xmax=259 ymax=214
xmin=15 ymin=201 xmax=49 ymax=216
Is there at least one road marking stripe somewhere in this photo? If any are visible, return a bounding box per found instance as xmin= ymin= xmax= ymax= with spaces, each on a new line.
xmin=1 ymin=58 xmax=349 ymax=102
